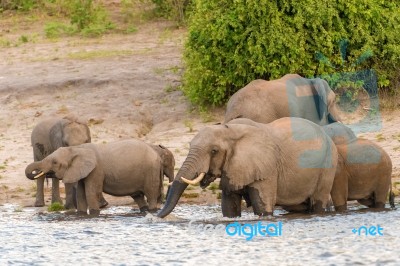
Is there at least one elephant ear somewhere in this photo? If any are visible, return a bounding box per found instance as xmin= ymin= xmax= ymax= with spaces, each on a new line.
xmin=63 ymin=148 xmax=96 ymax=184
xmin=49 ymin=121 xmax=64 ymax=149
xmin=221 ymin=127 xmax=279 ymax=192
xmin=312 ymin=78 xmax=330 ymax=122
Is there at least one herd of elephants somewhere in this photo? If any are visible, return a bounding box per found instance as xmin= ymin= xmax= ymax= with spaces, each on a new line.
xmin=24 ymin=73 xmax=395 ymax=218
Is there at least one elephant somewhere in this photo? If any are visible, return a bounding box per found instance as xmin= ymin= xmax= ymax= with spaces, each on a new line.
xmin=224 ymin=74 xmax=341 ymax=125
xmin=321 ymin=123 xmax=394 ymax=211
xmin=25 ymin=139 xmax=175 ymax=215
xmin=28 ymin=115 xmax=109 ymax=209
xmin=157 ymin=117 xmax=338 ymax=218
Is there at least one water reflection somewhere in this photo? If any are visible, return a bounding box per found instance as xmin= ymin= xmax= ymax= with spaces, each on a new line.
xmin=0 ymin=203 xmax=399 ymax=265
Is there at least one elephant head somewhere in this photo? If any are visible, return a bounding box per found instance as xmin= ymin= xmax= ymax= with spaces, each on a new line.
xmin=311 ymin=78 xmax=341 ymax=124
xmin=25 ymin=146 xmax=96 ymax=183
xmin=157 ymin=124 xmax=279 ymax=218
xmin=151 ymin=144 xmax=176 ymax=182
xmin=50 ymin=115 xmax=91 ymax=148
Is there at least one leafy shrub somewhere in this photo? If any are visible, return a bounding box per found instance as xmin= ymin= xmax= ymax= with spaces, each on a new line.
xmin=44 ymin=21 xmax=76 ymax=38
xmin=151 ymin=0 xmax=192 ymax=25
xmin=183 ymin=0 xmax=400 ymax=106
xmin=43 ymin=0 xmax=115 ymax=38
xmin=0 ymin=0 xmax=37 ymax=11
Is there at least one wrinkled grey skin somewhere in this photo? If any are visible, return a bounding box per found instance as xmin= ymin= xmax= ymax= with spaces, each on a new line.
xmin=321 ymin=123 xmax=394 ymax=211
xmin=158 ymin=117 xmax=338 ymax=218
xmin=25 ymin=139 xmax=175 ymax=215
xmin=27 ymin=115 xmax=104 ymax=209
xmin=224 ymin=74 xmax=341 ymax=125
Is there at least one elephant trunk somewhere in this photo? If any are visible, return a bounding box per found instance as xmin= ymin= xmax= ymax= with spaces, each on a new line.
xmin=158 ymin=152 xmax=206 ymax=218
xmin=157 ymin=180 xmax=188 ymax=218
xmin=25 ymin=162 xmax=42 ymax=180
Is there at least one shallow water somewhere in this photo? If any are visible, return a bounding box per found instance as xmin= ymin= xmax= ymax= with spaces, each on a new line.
xmin=0 ymin=203 xmax=399 ymax=265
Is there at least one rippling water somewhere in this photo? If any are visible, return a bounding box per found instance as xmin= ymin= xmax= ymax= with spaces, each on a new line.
xmin=0 ymin=203 xmax=399 ymax=265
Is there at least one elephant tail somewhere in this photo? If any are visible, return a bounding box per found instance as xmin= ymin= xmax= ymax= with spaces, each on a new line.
xmin=389 ymin=185 xmax=395 ymax=209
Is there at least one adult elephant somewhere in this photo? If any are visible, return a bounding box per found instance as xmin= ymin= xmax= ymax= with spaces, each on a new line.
xmin=25 ymin=139 xmax=175 ymax=215
xmin=29 ymin=115 xmax=108 ymax=209
xmin=321 ymin=123 xmax=394 ymax=211
xmin=224 ymin=74 xmax=341 ymax=125
xmin=158 ymin=117 xmax=338 ymax=218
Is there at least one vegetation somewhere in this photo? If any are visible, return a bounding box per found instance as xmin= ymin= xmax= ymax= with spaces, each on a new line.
xmin=182 ymin=0 xmax=400 ymax=106
xmin=47 ymin=202 xmax=65 ymax=212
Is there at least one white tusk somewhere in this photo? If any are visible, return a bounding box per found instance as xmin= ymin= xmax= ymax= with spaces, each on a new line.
xmin=180 ymin=172 xmax=205 ymax=185
xmin=33 ymin=172 xmax=45 ymax=179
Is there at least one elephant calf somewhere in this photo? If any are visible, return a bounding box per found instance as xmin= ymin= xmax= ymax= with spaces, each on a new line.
xmin=25 ymin=139 xmax=175 ymax=215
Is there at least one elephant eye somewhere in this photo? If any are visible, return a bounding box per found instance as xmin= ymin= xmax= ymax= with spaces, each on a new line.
xmin=211 ymin=149 xmax=218 ymax=155
xmin=52 ymin=159 xmax=57 ymax=165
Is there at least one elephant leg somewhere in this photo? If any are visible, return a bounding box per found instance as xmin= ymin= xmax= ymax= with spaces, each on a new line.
xmin=330 ymin=162 xmax=349 ymax=212
xmin=131 ymin=192 xmax=149 ymax=213
xmin=248 ymin=181 xmax=275 ymax=216
xmin=311 ymin=169 xmax=336 ymax=213
xmin=357 ymin=198 xmax=374 ymax=208
xmin=282 ymin=201 xmax=309 ymax=213
xmin=76 ymin=180 xmax=88 ymax=215
xmin=221 ymin=191 xmax=242 ymax=218
xmin=35 ymin=176 xmax=45 ymax=207
xmin=98 ymin=193 xmax=108 ymax=208
xmin=51 ymin=178 xmax=63 ymax=204
xmin=64 ymin=183 xmax=75 ymax=209
xmin=373 ymin=178 xmax=391 ymax=208
xmin=331 ymin=178 xmax=348 ymax=212
xmin=84 ymin=181 xmax=100 ymax=216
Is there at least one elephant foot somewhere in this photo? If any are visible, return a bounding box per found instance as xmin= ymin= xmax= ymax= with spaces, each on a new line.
xmin=64 ymin=202 xmax=76 ymax=210
xmin=256 ymin=211 xmax=273 ymax=217
xmin=99 ymin=199 xmax=109 ymax=209
xmin=139 ymin=206 xmax=149 ymax=213
xmin=89 ymin=209 xmax=100 ymax=216
xmin=77 ymin=211 xmax=88 ymax=216
xmin=334 ymin=205 xmax=347 ymax=212
xmin=373 ymin=202 xmax=386 ymax=209
xmin=34 ymin=200 xmax=45 ymax=207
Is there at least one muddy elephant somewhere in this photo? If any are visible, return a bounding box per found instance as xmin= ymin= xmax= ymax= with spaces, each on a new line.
xmin=224 ymin=74 xmax=341 ymax=125
xmin=25 ymin=139 xmax=175 ymax=215
xmin=321 ymin=123 xmax=394 ymax=211
xmin=158 ymin=117 xmax=338 ymax=218
xmin=28 ymin=115 xmax=109 ymax=209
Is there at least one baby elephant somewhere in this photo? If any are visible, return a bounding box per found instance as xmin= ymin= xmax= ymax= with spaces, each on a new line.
xmin=322 ymin=123 xmax=394 ymax=211
xmin=25 ymin=139 xmax=175 ymax=215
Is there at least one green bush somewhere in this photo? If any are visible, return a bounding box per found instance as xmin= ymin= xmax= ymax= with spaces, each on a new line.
xmin=0 ymin=0 xmax=37 ymax=11
xmin=183 ymin=0 xmax=400 ymax=106
xmin=151 ymin=0 xmax=192 ymax=25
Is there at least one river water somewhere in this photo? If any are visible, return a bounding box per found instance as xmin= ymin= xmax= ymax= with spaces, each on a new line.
xmin=0 ymin=203 xmax=399 ymax=265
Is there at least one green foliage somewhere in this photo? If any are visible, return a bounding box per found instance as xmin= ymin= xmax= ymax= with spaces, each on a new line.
xmin=0 ymin=0 xmax=37 ymax=11
xmin=47 ymin=202 xmax=65 ymax=212
xmin=40 ymin=0 xmax=115 ymax=38
xmin=44 ymin=21 xmax=76 ymax=38
xmin=151 ymin=0 xmax=192 ymax=25
xmin=183 ymin=0 xmax=400 ymax=106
